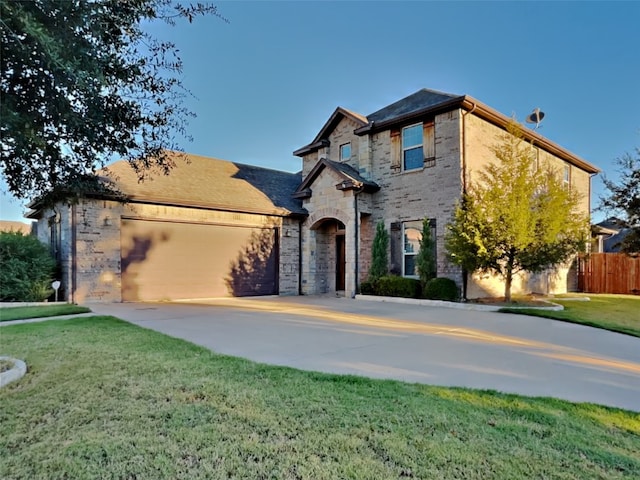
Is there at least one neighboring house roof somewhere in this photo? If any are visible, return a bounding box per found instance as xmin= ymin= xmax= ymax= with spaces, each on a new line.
xmin=294 ymin=88 xmax=600 ymax=175
xmin=293 ymin=158 xmax=380 ymax=199
xmin=592 ymin=218 xmax=632 ymax=252
xmin=0 ymin=220 xmax=31 ymax=234
xmin=102 ymin=152 xmax=306 ymax=217
xmin=596 ymin=217 xmax=626 ymax=232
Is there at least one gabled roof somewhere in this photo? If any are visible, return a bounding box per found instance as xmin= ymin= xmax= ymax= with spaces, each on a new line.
xmin=293 ymin=158 xmax=379 ymax=199
xmin=103 ymin=152 xmax=306 ymax=216
xmin=294 ymin=88 xmax=600 ymax=174
xmin=293 ymin=107 xmax=368 ymax=157
xmin=366 ymin=88 xmax=461 ymax=125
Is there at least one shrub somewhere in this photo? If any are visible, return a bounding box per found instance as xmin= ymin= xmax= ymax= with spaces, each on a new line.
xmin=0 ymin=231 xmax=56 ymax=301
xmin=423 ymin=277 xmax=459 ymax=301
xmin=359 ymin=280 xmax=376 ymax=295
xmin=368 ymin=221 xmax=388 ymax=280
xmin=416 ymin=218 xmax=436 ymax=289
xmin=376 ymin=275 xmax=421 ymax=298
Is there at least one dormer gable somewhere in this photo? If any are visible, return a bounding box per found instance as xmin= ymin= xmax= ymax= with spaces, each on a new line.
xmin=293 ymin=107 xmax=368 ymax=157
xmin=293 ymin=158 xmax=379 ymax=199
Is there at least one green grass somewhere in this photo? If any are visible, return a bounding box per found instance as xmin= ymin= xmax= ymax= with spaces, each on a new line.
xmin=500 ymin=294 xmax=640 ymax=338
xmin=1 ymin=317 xmax=639 ymax=479
xmin=0 ymin=304 xmax=90 ymax=322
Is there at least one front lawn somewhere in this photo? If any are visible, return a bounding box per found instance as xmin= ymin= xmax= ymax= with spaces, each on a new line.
xmin=1 ymin=317 xmax=638 ymax=479
xmin=0 ymin=304 xmax=90 ymax=322
xmin=501 ymin=294 xmax=640 ymax=338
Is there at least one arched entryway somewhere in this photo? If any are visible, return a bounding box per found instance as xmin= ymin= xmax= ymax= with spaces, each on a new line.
xmin=309 ymin=218 xmax=346 ymax=294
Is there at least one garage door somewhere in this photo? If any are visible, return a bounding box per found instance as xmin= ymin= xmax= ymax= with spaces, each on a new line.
xmin=121 ymin=219 xmax=278 ymax=301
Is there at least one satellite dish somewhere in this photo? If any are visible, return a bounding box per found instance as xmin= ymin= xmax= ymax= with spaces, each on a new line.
xmin=525 ymin=107 xmax=545 ymax=129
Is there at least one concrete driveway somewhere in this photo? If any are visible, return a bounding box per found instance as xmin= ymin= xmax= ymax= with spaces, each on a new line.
xmin=90 ymin=296 xmax=640 ymax=412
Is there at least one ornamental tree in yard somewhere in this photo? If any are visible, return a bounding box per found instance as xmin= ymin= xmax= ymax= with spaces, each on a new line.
xmin=415 ymin=218 xmax=436 ymax=290
xmin=599 ymin=148 xmax=640 ymax=253
xmin=368 ymin=221 xmax=389 ymax=280
xmin=445 ymin=121 xmax=588 ymax=302
xmin=1 ymin=0 xmax=225 ymax=204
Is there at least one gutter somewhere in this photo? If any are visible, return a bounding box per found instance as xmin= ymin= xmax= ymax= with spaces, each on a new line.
xmin=459 ymin=101 xmax=476 ymax=301
xmin=353 ymin=182 xmax=365 ymax=298
xmin=298 ymin=219 xmax=303 ymax=295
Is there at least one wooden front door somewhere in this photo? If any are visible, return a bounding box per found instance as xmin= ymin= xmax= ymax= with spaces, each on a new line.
xmin=336 ymin=234 xmax=346 ymax=291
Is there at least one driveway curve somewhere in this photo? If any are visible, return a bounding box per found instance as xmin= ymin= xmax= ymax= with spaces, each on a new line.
xmin=90 ymin=296 xmax=640 ymax=412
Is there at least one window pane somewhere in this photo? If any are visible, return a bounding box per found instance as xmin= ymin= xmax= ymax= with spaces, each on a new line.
xmin=404 ymin=223 xmax=422 ymax=254
xmin=402 ymin=125 xmax=422 ymax=148
xmin=404 ymin=147 xmax=423 ymax=170
xmin=340 ymin=143 xmax=351 ymax=161
xmin=404 ymin=255 xmax=417 ymax=276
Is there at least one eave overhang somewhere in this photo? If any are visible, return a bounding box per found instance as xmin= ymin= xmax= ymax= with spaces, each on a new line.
xmin=292 ymin=158 xmax=380 ymax=198
xmin=293 ymin=107 xmax=368 ymax=157
xmin=353 ymin=94 xmax=600 ymax=175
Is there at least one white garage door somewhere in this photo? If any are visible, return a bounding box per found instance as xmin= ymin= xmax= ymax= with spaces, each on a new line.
xmin=121 ymin=219 xmax=278 ymax=301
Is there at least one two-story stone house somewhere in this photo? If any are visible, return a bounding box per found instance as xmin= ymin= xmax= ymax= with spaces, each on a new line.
xmin=293 ymin=88 xmax=598 ymax=298
xmin=28 ymin=88 xmax=599 ymax=302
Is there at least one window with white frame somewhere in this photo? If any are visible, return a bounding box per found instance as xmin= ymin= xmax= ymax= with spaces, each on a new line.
xmin=563 ymin=164 xmax=570 ymax=189
xmin=403 ymin=220 xmax=422 ymax=277
xmin=340 ymin=143 xmax=351 ymax=162
xmin=402 ymin=124 xmax=423 ymax=171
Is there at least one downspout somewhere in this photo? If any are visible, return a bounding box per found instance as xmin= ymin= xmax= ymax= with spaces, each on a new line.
xmin=71 ymin=203 xmax=77 ymax=304
xmin=460 ymin=102 xmax=476 ymax=300
xmin=298 ymin=218 xmax=303 ymax=295
xmin=353 ymin=182 xmax=365 ymax=298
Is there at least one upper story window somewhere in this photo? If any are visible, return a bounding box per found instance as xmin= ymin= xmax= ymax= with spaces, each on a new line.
xmin=340 ymin=143 xmax=351 ymax=162
xmin=402 ymin=124 xmax=423 ymax=171
xmin=393 ymin=122 xmax=435 ymax=171
xmin=563 ymin=164 xmax=571 ymax=189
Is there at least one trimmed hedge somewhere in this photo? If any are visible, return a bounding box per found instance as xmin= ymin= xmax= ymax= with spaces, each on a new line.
xmin=423 ymin=277 xmax=459 ymax=301
xmin=359 ymin=275 xmax=421 ymax=299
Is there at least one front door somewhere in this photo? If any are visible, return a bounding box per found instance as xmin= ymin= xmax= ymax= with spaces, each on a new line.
xmin=336 ymin=234 xmax=346 ymax=291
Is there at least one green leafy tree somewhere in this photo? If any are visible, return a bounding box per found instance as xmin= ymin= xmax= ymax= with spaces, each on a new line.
xmin=415 ymin=218 xmax=436 ymax=290
xmin=445 ymin=121 xmax=588 ymax=302
xmin=600 ymin=148 xmax=640 ymax=253
xmin=1 ymin=0 xmax=225 ymax=203
xmin=368 ymin=221 xmax=389 ymax=280
xmin=0 ymin=231 xmax=56 ymax=301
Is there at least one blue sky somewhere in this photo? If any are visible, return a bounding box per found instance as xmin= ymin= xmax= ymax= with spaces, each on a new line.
xmin=1 ymin=0 xmax=638 ymax=222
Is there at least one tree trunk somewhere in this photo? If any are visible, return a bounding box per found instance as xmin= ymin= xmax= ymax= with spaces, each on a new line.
xmin=504 ymin=260 xmax=513 ymax=303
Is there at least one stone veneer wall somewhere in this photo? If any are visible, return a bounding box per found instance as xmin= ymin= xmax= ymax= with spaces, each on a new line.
xmin=366 ymin=110 xmax=464 ymax=285
xmin=300 ymin=166 xmax=356 ymax=295
xmin=463 ymin=114 xmax=592 ymax=298
xmin=37 ymin=198 xmax=300 ymax=303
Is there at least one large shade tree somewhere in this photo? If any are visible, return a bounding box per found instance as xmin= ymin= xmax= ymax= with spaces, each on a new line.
xmin=1 ymin=0 xmax=225 ymax=203
xmin=446 ymin=122 xmax=589 ymax=302
xmin=599 ymin=148 xmax=640 ymax=253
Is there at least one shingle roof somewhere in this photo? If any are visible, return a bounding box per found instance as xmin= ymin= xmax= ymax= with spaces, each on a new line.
xmin=103 ymin=151 xmax=306 ymax=216
xmin=366 ymin=88 xmax=460 ymax=124
xmin=293 ymin=158 xmax=379 ymax=198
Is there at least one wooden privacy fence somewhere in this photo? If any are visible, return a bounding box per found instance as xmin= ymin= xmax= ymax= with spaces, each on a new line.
xmin=578 ymin=253 xmax=640 ymax=295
